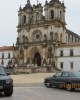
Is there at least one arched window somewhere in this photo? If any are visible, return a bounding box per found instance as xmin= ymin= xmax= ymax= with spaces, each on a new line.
xmin=55 ymin=33 xmax=58 ymax=41
xmin=36 ymin=12 xmax=39 ymax=20
xmin=23 ymin=15 xmax=26 ymax=24
xmin=60 ymin=11 xmax=62 ymax=20
xmin=30 ymin=16 xmax=33 ymax=23
xmin=60 ymin=33 xmax=62 ymax=42
xmin=50 ymin=32 xmax=53 ymax=40
xmin=51 ymin=10 xmax=54 ymax=19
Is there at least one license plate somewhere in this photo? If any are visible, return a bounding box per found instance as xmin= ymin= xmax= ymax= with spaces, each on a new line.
xmin=0 ymin=86 xmax=3 ymax=89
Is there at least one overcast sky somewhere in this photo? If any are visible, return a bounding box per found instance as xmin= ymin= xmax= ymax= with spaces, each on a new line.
xmin=0 ymin=0 xmax=80 ymax=46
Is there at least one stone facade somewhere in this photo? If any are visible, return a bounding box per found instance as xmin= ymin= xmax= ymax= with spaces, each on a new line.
xmin=14 ymin=0 xmax=80 ymax=73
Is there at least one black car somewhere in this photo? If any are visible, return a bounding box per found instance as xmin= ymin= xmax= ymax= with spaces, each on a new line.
xmin=44 ymin=71 xmax=80 ymax=91
xmin=0 ymin=66 xmax=13 ymax=96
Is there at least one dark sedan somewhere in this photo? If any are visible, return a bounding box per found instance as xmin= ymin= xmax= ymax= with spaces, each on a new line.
xmin=0 ymin=66 xmax=13 ymax=96
xmin=44 ymin=71 xmax=80 ymax=91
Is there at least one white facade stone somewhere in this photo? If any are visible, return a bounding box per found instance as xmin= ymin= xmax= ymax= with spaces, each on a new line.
xmin=0 ymin=46 xmax=14 ymax=67
xmin=56 ymin=45 xmax=80 ymax=71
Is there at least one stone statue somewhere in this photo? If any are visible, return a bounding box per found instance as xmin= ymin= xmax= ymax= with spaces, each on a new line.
xmin=44 ymin=34 xmax=47 ymax=41
xmin=16 ymin=37 xmax=20 ymax=45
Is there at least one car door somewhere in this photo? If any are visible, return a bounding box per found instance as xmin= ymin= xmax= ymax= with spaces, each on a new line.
xmin=51 ymin=72 xmax=63 ymax=86
xmin=61 ymin=72 xmax=69 ymax=83
xmin=57 ymin=72 xmax=70 ymax=88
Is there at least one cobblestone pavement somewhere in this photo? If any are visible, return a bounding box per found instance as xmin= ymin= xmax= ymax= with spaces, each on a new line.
xmin=0 ymin=86 xmax=80 ymax=100
xmin=11 ymin=73 xmax=54 ymax=86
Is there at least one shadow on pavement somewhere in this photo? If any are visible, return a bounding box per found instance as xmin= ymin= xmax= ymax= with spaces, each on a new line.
xmin=52 ymin=87 xmax=80 ymax=92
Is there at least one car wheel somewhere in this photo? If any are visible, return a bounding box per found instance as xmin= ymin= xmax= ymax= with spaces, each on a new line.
xmin=45 ymin=80 xmax=52 ymax=88
xmin=66 ymin=83 xmax=72 ymax=91
xmin=4 ymin=89 xmax=13 ymax=96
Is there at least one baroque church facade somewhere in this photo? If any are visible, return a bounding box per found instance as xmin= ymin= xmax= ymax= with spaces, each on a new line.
xmin=14 ymin=0 xmax=80 ymax=73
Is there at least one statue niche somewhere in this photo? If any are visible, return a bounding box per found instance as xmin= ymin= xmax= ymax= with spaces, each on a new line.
xmin=19 ymin=47 xmax=24 ymax=59
xmin=43 ymin=34 xmax=47 ymax=42
xmin=16 ymin=37 xmax=20 ymax=45
xmin=22 ymin=35 xmax=28 ymax=44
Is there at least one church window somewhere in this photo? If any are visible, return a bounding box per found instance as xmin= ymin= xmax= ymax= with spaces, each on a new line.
xmin=60 ymin=11 xmax=62 ymax=20
xmin=70 ymin=62 xmax=74 ymax=69
xmin=60 ymin=62 xmax=63 ymax=69
xmin=70 ymin=50 xmax=74 ymax=56
xmin=33 ymin=31 xmax=42 ymax=41
xmin=2 ymin=53 xmax=4 ymax=58
xmin=51 ymin=10 xmax=54 ymax=19
xmin=55 ymin=33 xmax=58 ymax=41
xmin=60 ymin=50 xmax=63 ymax=57
xmin=36 ymin=34 xmax=40 ymax=39
xmin=60 ymin=33 xmax=62 ymax=42
xmin=30 ymin=16 xmax=33 ymax=23
xmin=50 ymin=32 xmax=53 ymax=40
xmin=8 ymin=53 xmax=11 ymax=58
xmin=36 ymin=12 xmax=39 ymax=20
xmin=23 ymin=15 xmax=26 ymax=24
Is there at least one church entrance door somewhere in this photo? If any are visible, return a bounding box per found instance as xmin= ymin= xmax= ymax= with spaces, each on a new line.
xmin=34 ymin=52 xmax=41 ymax=66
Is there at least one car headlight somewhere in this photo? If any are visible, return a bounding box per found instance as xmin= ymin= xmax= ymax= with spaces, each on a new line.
xmin=6 ymin=79 xmax=13 ymax=84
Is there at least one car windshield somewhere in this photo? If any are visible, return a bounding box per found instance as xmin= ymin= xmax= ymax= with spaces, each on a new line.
xmin=0 ymin=66 xmax=5 ymax=75
xmin=72 ymin=72 xmax=80 ymax=78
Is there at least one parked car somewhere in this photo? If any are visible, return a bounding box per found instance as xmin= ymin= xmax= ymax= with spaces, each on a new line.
xmin=44 ymin=71 xmax=80 ymax=91
xmin=0 ymin=66 xmax=13 ymax=96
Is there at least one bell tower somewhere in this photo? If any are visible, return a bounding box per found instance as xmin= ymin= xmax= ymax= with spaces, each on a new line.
xmin=44 ymin=0 xmax=66 ymax=44
xmin=33 ymin=3 xmax=43 ymax=23
xmin=44 ymin=0 xmax=66 ymax=22
xmin=18 ymin=0 xmax=32 ymax=26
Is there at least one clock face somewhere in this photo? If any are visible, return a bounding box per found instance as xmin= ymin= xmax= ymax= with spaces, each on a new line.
xmin=33 ymin=31 xmax=41 ymax=41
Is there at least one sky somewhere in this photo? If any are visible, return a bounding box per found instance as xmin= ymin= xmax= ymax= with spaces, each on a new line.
xmin=0 ymin=0 xmax=80 ymax=46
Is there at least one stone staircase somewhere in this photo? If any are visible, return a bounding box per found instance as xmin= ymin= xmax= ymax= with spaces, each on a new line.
xmin=3 ymin=68 xmax=14 ymax=75
xmin=3 ymin=66 xmax=61 ymax=75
